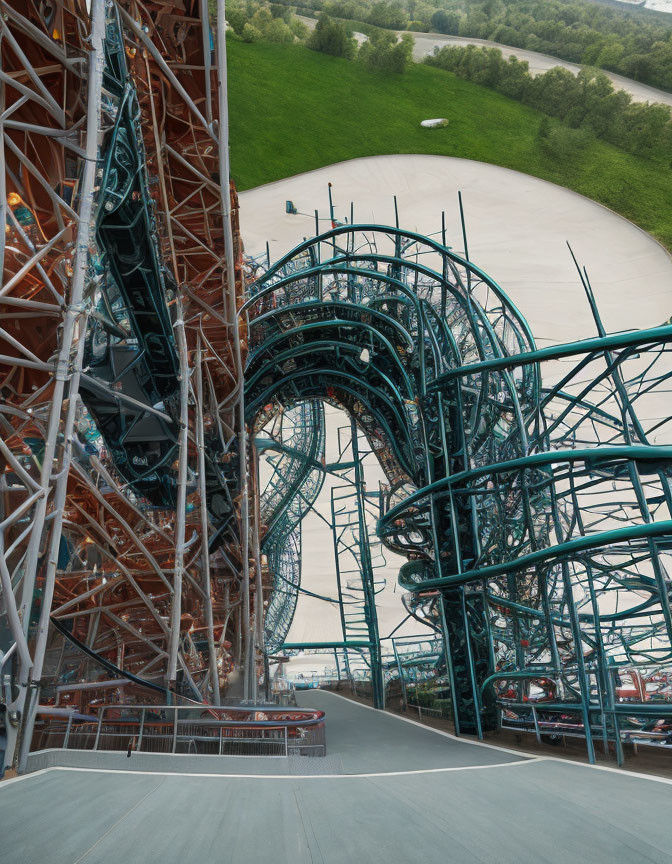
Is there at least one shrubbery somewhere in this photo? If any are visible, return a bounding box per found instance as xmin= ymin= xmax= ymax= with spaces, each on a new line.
xmin=358 ymin=30 xmax=414 ymax=73
xmin=305 ymin=12 xmax=414 ymax=72
xmin=226 ymin=1 xmax=308 ymax=45
xmin=307 ymin=13 xmax=358 ymax=58
xmin=228 ymin=3 xmax=414 ymax=73
xmin=538 ymin=118 xmax=594 ymax=162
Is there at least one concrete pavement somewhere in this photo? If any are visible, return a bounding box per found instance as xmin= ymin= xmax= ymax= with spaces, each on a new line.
xmin=3 ymin=690 xmax=672 ymax=863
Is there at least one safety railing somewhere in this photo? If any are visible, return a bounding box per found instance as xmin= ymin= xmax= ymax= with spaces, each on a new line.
xmin=494 ymin=664 xmax=672 ymax=762
xmin=35 ymin=704 xmax=326 ymax=757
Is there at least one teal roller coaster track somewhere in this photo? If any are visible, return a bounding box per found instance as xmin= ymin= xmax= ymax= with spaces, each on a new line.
xmin=244 ymin=214 xmax=672 ymax=759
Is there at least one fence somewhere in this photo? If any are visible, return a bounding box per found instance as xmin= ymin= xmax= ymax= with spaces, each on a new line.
xmin=35 ymin=704 xmax=326 ymax=757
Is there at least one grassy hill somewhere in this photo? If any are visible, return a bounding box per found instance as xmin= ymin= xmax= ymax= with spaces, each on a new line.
xmin=228 ymin=39 xmax=672 ymax=251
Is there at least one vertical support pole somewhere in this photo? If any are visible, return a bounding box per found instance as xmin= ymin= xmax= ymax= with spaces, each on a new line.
xmin=606 ymin=663 xmax=625 ymax=766
xmin=138 ymin=708 xmax=146 ymax=752
xmin=63 ymin=713 xmax=73 ymax=750
xmin=244 ymin=626 xmax=253 ymax=703
xmin=439 ymin=594 xmax=461 ymax=737
xmin=15 ymin=0 xmax=106 ymax=774
xmin=263 ymin=654 xmax=270 ymax=702
xmin=331 ymin=503 xmax=352 ymax=687
xmin=457 ymin=190 xmax=471 ymax=293
xmin=0 ymin=40 xmax=6 ymax=282
xmin=559 ymin=561 xmax=596 ymax=764
xmin=327 ymin=183 xmax=334 ymax=223
xmin=216 ymin=0 xmax=251 ymax=701
xmin=327 ymin=184 xmax=336 ymax=256
xmin=252 ymin=447 xmax=265 ymax=704
xmin=195 ymin=341 xmax=221 ymax=704
xmin=167 ymin=299 xmax=189 ymax=686
xmin=580 ymin=554 xmax=610 ymax=756
xmin=392 ymin=638 xmax=408 ymax=711
xmin=532 ymin=705 xmax=541 ymax=746
xmin=440 ymin=213 xmax=448 ymax=318
xmin=314 ymin=210 xmax=323 ymax=301
xmin=94 ymin=708 xmax=104 ymax=752
xmin=199 ymin=0 xmax=213 ymax=125
xmin=460 ymin=591 xmax=484 ymax=740
xmin=350 ymin=419 xmax=383 ymax=708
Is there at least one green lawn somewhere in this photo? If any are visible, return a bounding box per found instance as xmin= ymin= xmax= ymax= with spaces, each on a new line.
xmin=228 ymin=39 xmax=672 ymax=251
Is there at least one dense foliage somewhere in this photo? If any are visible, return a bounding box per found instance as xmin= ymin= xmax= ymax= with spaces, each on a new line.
xmin=225 ymin=2 xmax=414 ymax=70
xmin=281 ymin=0 xmax=672 ymax=93
xmin=426 ymin=44 xmax=672 ymax=162
xmin=358 ymin=28 xmax=415 ymax=70
xmin=307 ymin=12 xmax=358 ymax=55
xmin=306 ymin=11 xmax=414 ymax=67
xmin=225 ymin=1 xmax=308 ymax=43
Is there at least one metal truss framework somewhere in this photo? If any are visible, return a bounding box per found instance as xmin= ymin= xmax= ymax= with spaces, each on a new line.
xmin=0 ymin=0 xmax=255 ymax=773
xmin=1 ymin=0 xmax=671 ymax=777
xmin=258 ymin=407 xmax=387 ymax=707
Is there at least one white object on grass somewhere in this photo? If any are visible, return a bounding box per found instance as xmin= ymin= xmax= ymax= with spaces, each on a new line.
xmin=421 ymin=118 xmax=449 ymax=128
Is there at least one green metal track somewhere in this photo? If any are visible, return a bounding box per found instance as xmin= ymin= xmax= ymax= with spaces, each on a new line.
xmin=245 ymin=220 xmax=672 ymax=755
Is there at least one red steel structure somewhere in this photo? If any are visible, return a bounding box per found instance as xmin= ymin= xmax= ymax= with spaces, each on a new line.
xmin=0 ymin=0 xmax=262 ymax=773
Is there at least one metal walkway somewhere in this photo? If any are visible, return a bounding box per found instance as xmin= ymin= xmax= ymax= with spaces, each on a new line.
xmin=2 ymin=690 xmax=671 ymax=864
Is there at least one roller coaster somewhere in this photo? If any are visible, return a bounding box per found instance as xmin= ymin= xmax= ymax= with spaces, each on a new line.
xmin=1 ymin=0 xmax=672 ymax=781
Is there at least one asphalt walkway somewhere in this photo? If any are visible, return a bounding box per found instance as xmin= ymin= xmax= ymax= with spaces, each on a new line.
xmin=2 ymin=690 xmax=671 ymax=863
xmin=295 ymin=689 xmax=526 ymax=773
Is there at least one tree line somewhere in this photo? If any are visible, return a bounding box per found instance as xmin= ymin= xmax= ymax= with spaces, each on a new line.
xmin=225 ymin=1 xmax=415 ymax=72
xmin=279 ymin=0 xmax=672 ymax=94
xmin=426 ymin=44 xmax=672 ymax=162
xmin=225 ymin=1 xmax=310 ymax=43
xmin=307 ymin=13 xmax=414 ymax=71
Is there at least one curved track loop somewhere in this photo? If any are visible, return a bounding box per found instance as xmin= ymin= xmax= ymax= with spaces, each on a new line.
xmin=245 ymin=223 xmax=672 ymax=749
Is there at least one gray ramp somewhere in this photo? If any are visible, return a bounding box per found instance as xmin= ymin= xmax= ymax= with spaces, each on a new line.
xmin=3 ymin=691 xmax=671 ymax=864
xmin=295 ymin=688 xmax=525 ymax=773
xmin=3 ymin=760 xmax=672 ymax=864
